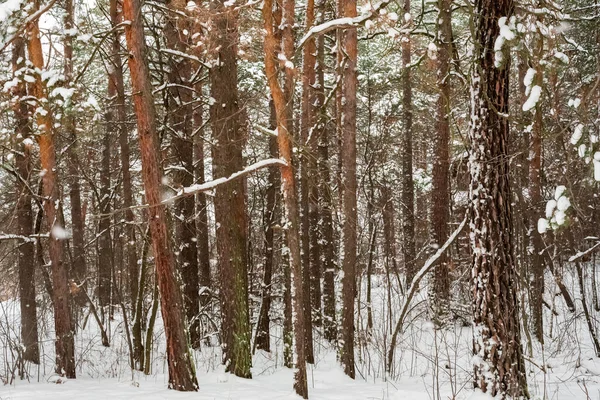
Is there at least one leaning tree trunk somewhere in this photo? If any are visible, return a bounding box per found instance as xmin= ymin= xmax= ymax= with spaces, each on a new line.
xmin=26 ymin=0 xmax=76 ymax=378
xmin=12 ymin=35 xmax=40 ymax=365
xmin=263 ymin=0 xmax=308 ymax=395
xmin=122 ymin=0 xmax=198 ymax=390
xmin=208 ymin=0 xmax=252 ymax=378
xmin=468 ymin=0 xmax=528 ymax=397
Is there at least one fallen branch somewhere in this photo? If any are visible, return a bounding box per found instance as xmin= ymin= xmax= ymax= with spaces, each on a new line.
xmin=568 ymin=241 xmax=600 ymax=262
xmin=386 ymin=215 xmax=467 ymax=372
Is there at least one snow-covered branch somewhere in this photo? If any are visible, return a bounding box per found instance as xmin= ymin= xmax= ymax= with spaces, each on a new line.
xmin=163 ymin=158 xmax=287 ymax=203
xmin=569 ymin=241 xmax=600 ymax=263
xmin=297 ymin=0 xmax=395 ymax=50
xmin=0 ymin=0 xmax=60 ymax=53
xmin=386 ymin=215 xmax=467 ymax=371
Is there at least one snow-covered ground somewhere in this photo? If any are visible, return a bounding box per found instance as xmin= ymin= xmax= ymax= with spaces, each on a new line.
xmin=2 ymin=272 xmax=600 ymax=399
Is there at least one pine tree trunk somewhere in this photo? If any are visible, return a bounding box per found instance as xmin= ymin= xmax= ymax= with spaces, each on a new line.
xmin=528 ymin=32 xmax=544 ymax=345
xmin=122 ymin=0 xmax=198 ymax=390
xmin=107 ymin=0 xmax=138 ymax=305
xmin=255 ymin=101 xmax=280 ymax=353
xmin=26 ymin=0 xmax=76 ymax=377
xmin=64 ymin=0 xmax=87 ymax=286
xmin=469 ymin=0 xmax=528 ymax=396
xmin=165 ymin=1 xmax=201 ymax=350
xmin=193 ymin=83 xmax=211 ymax=307
xmin=12 ymin=35 xmax=40 ymax=365
xmin=263 ymin=0 xmax=308 ymax=394
xmin=430 ymin=0 xmax=452 ymax=323
xmin=300 ymin=0 xmax=317 ymax=361
xmin=98 ymin=110 xmax=113 ymax=312
xmin=208 ymin=0 xmax=252 ymax=378
xmin=340 ymin=0 xmax=357 ymax=379
xmin=317 ymin=10 xmax=337 ymax=344
xmin=401 ymin=0 xmax=416 ymax=287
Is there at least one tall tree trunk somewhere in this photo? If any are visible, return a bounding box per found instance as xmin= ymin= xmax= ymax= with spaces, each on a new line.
xmin=430 ymin=0 xmax=452 ymax=323
xmin=26 ymin=0 xmax=76 ymax=378
xmin=208 ymin=0 xmax=252 ymax=378
xmin=300 ymin=0 xmax=317 ymax=361
xmin=98 ymin=107 xmax=113 ymax=312
xmin=317 ymin=4 xmax=337 ymax=344
xmin=12 ymin=35 xmax=40 ymax=365
xmin=255 ymin=101 xmax=280 ymax=353
xmin=528 ymin=29 xmax=544 ymax=345
xmin=340 ymin=0 xmax=357 ymax=379
xmin=122 ymin=0 xmax=198 ymax=390
xmin=108 ymin=0 xmax=138 ymax=305
xmin=165 ymin=1 xmax=201 ymax=350
xmin=468 ymin=0 xmax=528 ymax=396
xmin=193 ymin=83 xmax=211 ymax=307
xmin=263 ymin=0 xmax=308 ymax=395
xmin=401 ymin=0 xmax=416 ymax=287
xmin=64 ymin=0 xmax=87 ymax=286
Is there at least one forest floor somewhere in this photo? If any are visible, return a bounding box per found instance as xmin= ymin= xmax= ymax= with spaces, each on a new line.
xmin=2 ymin=274 xmax=600 ymax=399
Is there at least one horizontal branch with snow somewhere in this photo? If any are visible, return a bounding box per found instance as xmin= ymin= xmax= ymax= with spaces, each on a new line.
xmin=297 ymin=0 xmax=395 ymax=50
xmin=163 ymin=158 xmax=287 ymax=203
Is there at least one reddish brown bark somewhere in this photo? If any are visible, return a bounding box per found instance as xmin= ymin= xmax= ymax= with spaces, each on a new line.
xmin=263 ymin=0 xmax=308 ymax=394
xmin=122 ymin=0 xmax=198 ymax=390
xmin=340 ymin=0 xmax=357 ymax=379
xmin=26 ymin=0 xmax=75 ymax=377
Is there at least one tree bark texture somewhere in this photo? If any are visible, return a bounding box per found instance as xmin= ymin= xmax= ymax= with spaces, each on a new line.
xmin=122 ymin=0 xmax=198 ymax=390
xmin=468 ymin=0 xmax=528 ymax=396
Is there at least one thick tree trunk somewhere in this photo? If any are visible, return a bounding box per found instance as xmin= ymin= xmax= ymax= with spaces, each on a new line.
xmin=122 ymin=0 xmax=198 ymax=390
xmin=340 ymin=0 xmax=357 ymax=379
xmin=165 ymin=1 xmax=201 ymax=350
xmin=12 ymin=35 xmax=40 ymax=365
xmin=401 ymin=0 xmax=416 ymax=287
xmin=208 ymin=0 xmax=252 ymax=378
xmin=263 ymin=0 xmax=308 ymax=395
xmin=468 ymin=0 xmax=528 ymax=396
xmin=26 ymin=0 xmax=76 ymax=377
xmin=430 ymin=0 xmax=452 ymax=323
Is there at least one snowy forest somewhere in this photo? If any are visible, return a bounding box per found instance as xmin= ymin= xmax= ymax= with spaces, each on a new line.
xmin=0 ymin=0 xmax=599 ymax=398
